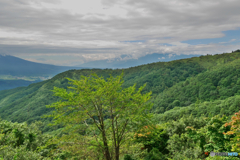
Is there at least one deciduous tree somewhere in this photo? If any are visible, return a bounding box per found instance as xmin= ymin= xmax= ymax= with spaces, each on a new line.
xmin=46 ymin=72 xmax=153 ymax=160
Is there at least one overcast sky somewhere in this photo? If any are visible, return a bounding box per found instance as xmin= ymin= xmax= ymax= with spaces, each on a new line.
xmin=1 ymin=0 xmax=240 ymax=66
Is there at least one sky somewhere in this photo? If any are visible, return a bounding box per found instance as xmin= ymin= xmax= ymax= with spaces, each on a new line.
xmin=0 ymin=0 xmax=240 ymax=66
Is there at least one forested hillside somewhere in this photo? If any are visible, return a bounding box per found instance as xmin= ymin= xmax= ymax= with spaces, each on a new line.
xmin=0 ymin=79 xmax=42 ymax=91
xmin=0 ymin=56 xmax=204 ymax=125
xmin=151 ymin=55 xmax=240 ymax=113
xmin=1 ymin=51 xmax=240 ymax=159
xmin=1 ymin=51 xmax=240 ymax=125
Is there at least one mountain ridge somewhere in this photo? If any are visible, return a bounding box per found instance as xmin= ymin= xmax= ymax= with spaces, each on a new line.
xmin=0 ymin=54 xmax=89 ymax=90
xmin=0 ymin=54 xmax=87 ymax=76
xmin=0 ymin=51 xmax=240 ymax=130
xmin=75 ymin=53 xmax=201 ymax=68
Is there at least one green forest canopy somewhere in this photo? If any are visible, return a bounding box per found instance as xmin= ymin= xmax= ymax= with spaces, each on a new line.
xmin=0 ymin=51 xmax=240 ymax=159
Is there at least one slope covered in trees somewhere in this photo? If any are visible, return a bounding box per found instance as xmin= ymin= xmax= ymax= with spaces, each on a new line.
xmin=1 ymin=51 xmax=240 ymax=127
xmin=151 ymin=56 xmax=240 ymax=113
xmin=1 ymin=51 xmax=240 ymax=159
xmin=0 ymin=56 xmax=204 ymax=125
xmin=0 ymin=79 xmax=42 ymax=91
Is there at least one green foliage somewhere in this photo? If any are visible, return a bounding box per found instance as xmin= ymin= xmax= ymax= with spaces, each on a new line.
xmin=0 ymin=79 xmax=40 ymax=91
xmin=167 ymin=133 xmax=204 ymax=159
xmin=124 ymin=154 xmax=135 ymax=160
xmin=0 ymin=53 xmax=208 ymax=124
xmin=164 ymin=115 xmax=208 ymax=137
xmin=143 ymin=148 xmax=166 ymax=160
xmin=134 ymin=125 xmax=169 ymax=154
xmin=161 ymin=115 xmax=238 ymax=160
xmin=152 ymin=59 xmax=240 ymax=113
xmin=1 ymin=52 xmax=240 ymax=127
xmin=45 ymin=72 xmax=153 ymax=160
xmin=206 ymin=156 xmax=240 ymax=160
xmin=165 ymin=116 xmax=208 ymax=159
xmin=224 ymin=110 xmax=240 ymax=153
xmin=0 ymin=119 xmax=55 ymax=159
xmin=154 ymin=95 xmax=240 ymax=123
xmin=204 ymin=115 xmax=233 ymax=153
xmin=0 ymin=145 xmax=44 ymax=160
xmin=1 ymin=51 xmax=240 ymax=159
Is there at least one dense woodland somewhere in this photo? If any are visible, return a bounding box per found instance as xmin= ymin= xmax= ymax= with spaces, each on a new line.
xmin=1 ymin=51 xmax=240 ymax=159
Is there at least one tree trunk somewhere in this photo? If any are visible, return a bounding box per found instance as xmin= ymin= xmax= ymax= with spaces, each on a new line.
xmin=102 ymin=130 xmax=111 ymax=160
xmin=115 ymin=146 xmax=120 ymax=160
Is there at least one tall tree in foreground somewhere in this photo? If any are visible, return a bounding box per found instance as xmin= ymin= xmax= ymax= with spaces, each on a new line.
xmin=46 ymin=72 xmax=153 ymax=160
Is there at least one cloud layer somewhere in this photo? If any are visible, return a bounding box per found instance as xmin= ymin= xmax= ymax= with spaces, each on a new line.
xmin=0 ymin=0 xmax=240 ymax=65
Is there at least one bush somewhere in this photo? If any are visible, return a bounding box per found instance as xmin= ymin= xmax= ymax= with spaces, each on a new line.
xmin=134 ymin=125 xmax=169 ymax=154
xmin=144 ymin=148 xmax=166 ymax=160
xmin=124 ymin=154 xmax=135 ymax=160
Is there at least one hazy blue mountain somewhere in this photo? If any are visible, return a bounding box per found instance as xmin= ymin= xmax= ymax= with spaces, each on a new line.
xmin=0 ymin=54 xmax=88 ymax=90
xmin=0 ymin=54 xmax=87 ymax=76
xmin=75 ymin=53 xmax=201 ymax=68
xmin=0 ymin=53 xmax=199 ymax=90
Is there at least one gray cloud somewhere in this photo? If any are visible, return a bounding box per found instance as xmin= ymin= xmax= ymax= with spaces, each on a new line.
xmin=0 ymin=43 xmax=120 ymax=54
xmin=0 ymin=0 xmax=240 ymax=65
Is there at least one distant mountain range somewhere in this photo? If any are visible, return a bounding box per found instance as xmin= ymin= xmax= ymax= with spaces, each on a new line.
xmin=0 ymin=53 xmax=200 ymax=90
xmin=0 ymin=54 xmax=87 ymax=77
xmin=0 ymin=54 xmax=87 ymax=91
xmin=75 ymin=53 xmax=201 ymax=68
xmin=0 ymin=53 xmax=200 ymax=76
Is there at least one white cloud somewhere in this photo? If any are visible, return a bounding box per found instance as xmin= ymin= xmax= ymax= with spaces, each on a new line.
xmin=158 ymin=57 xmax=165 ymax=60
xmin=0 ymin=0 xmax=240 ymax=65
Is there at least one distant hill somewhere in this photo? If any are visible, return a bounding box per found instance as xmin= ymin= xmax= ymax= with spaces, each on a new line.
xmin=0 ymin=53 xmax=199 ymax=90
xmin=1 ymin=51 xmax=240 ymax=131
xmin=0 ymin=79 xmax=42 ymax=91
xmin=0 ymin=54 xmax=87 ymax=76
xmin=0 ymin=54 xmax=89 ymax=90
xmin=75 ymin=53 xmax=200 ymax=68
